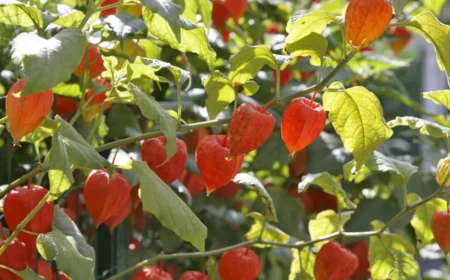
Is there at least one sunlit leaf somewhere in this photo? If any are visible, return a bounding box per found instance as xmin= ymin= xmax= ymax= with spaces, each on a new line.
xmin=423 ymin=90 xmax=450 ymax=110
xmin=411 ymin=198 xmax=447 ymax=248
xmin=284 ymin=32 xmax=328 ymax=66
xmin=0 ymin=0 xmax=43 ymax=28
xmin=141 ymin=0 xmax=182 ymax=41
xmin=308 ymin=210 xmax=351 ymax=249
xmin=388 ymin=116 xmax=450 ymax=139
xmin=289 ymin=247 xmax=315 ymax=280
xmin=245 ymin=212 xmax=289 ymax=247
xmin=203 ymin=71 xmax=235 ymax=120
xmin=389 ymin=252 xmax=421 ymax=280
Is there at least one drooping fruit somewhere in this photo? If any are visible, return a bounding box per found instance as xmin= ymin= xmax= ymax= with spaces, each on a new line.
xmin=184 ymin=127 xmax=210 ymax=154
xmin=212 ymin=0 xmax=229 ymax=31
xmin=82 ymin=78 xmax=113 ymax=123
xmin=225 ymin=0 xmax=248 ymax=23
xmin=74 ymin=43 xmax=106 ymax=78
xmin=345 ymin=0 xmax=392 ymax=48
xmin=0 ymin=238 xmax=28 ymax=280
xmin=180 ymin=170 xmax=206 ymax=196
xmin=214 ymin=181 xmax=241 ymax=198
xmin=218 ymin=248 xmax=261 ymax=280
xmin=290 ymin=188 xmax=338 ymax=214
xmin=300 ymin=70 xmax=316 ymax=82
xmin=37 ymin=260 xmax=53 ymax=280
xmin=288 ymin=148 xmax=308 ymax=178
xmin=314 ymin=240 xmax=359 ymax=280
xmin=4 ymin=185 xmax=54 ymax=252
xmin=132 ymin=266 xmax=173 ymax=280
xmin=55 ymin=96 xmax=78 ymax=116
xmin=348 ymin=241 xmax=370 ymax=280
xmin=281 ymin=97 xmax=326 ymax=155
xmin=436 ymin=156 xmax=450 ymax=186
xmin=100 ymin=0 xmax=119 ymax=18
xmin=228 ymin=103 xmax=275 ymax=157
xmin=180 ymin=271 xmax=210 ymax=280
xmin=274 ymin=68 xmax=293 ymax=87
xmin=84 ymin=170 xmax=131 ymax=227
xmin=196 ymin=135 xmax=244 ymax=195
xmin=389 ymin=26 xmax=412 ymax=54
xmin=141 ymin=136 xmax=188 ymax=184
xmin=6 ymin=78 xmax=54 ymax=144
xmin=432 ymin=210 xmax=450 ymax=255
xmin=104 ymin=195 xmax=132 ymax=232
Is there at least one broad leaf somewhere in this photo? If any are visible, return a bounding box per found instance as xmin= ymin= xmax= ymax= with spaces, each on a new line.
xmin=104 ymin=12 xmax=147 ymax=39
xmin=141 ymin=0 xmax=182 ymax=41
xmin=16 ymin=267 xmax=45 ymax=280
xmin=308 ymin=210 xmax=351 ymax=249
xmin=53 ymin=83 xmax=82 ymax=98
xmin=298 ymin=172 xmax=356 ymax=209
xmin=233 ymin=173 xmax=278 ymax=222
xmin=388 ymin=116 xmax=450 ymax=139
xmin=131 ymin=160 xmax=207 ymax=251
xmin=204 ymin=71 xmax=235 ymax=119
xmin=52 ymin=10 xmax=85 ymax=28
xmin=284 ymin=32 xmax=328 ymax=66
xmin=182 ymin=0 xmax=211 ymax=28
xmin=245 ymin=212 xmax=289 ymax=247
xmin=408 ymin=12 xmax=450 ymax=85
xmin=411 ymin=198 xmax=447 ymax=248
xmin=143 ymin=8 xmax=216 ymax=69
xmin=389 ymin=253 xmax=421 ymax=280
xmin=21 ymin=119 xmax=58 ymax=144
xmin=129 ymin=83 xmax=177 ymax=163
xmin=37 ymin=229 xmax=94 ymax=280
xmin=228 ymin=45 xmax=277 ymax=85
xmin=0 ymin=0 xmax=43 ymax=28
xmin=422 ymin=0 xmax=446 ymax=16
xmin=205 ymin=257 xmax=221 ymax=280
xmin=11 ymin=29 xmax=86 ymax=95
xmin=323 ymin=85 xmax=393 ymax=171
xmin=369 ymin=223 xmax=415 ymax=280
xmin=423 ymin=90 xmax=450 ymax=110
xmin=49 ymin=132 xmax=73 ymax=200
xmin=289 ymin=247 xmax=315 ymax=280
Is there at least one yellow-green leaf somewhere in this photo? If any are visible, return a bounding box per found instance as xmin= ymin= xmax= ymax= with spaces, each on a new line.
xmin=423 ymin=90 xmax=450 ymax=110
xmin=411 ymin=198 xmax=447 ymax=248
xmin=389 ymin=253 xmax=421 ymax=280
xmin=245 ymin=212 xmax=289 ymax=247
xmin=182 ymin=0 xmax=211 ymax=28
xmin=0 ymin=0 xmax=43 ymax=28
xmin=388 ymin=116 xmax=450 ymax=139
xmin=203 ymin=71 xmax=235 ymax=119
xmin=289 ymin=247 xmax=315 ymax=280
xmin=284 ymin=32 xmax=328 ymax=66
xmin=422 ymin=0 xmax=446 ymax=16
xmin=323 ymin=85 xmax=393 ymax=171
xmin=308 ymin=210 xmax=351 ymax=249
xmin=408 ymin=12 xmax=450 ymax=85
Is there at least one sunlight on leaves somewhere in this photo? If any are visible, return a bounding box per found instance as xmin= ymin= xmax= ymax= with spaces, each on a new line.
xmin=411 ymin=198 xmax=447 ymax=248
xmin=245 ymin=212 xmax=289 ymax=247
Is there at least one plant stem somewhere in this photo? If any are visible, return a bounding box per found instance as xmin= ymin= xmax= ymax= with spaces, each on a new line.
xmin=0 ymin=164 xmax=48 ymax=200
xmin=78 ymin=0 xmax=95 ymax=30
xmin=0 ymin=192 xmax=50 ymax=257
xmin=275 ymin=67 xmax=281 ymax=99
xmin=0 ymin=265 xmax=21 ymax=277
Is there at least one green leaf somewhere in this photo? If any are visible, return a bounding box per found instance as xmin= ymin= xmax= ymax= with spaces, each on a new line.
xmin=389 ymin=253 xmax=421 ymax=280
xmin=52 ymin=10 xmax=85 ymax=28
xmin=228 ymin=45 xmax=277 ymax=85
xmin=0 ymin=0 xmax=43 ymax=28
xmin=205 ymin=257 xmax=221 ymax=280
xmin=308 ymin=210 xmax=351 ymax=249
xmin=284 ymin=32 xmax=328 ymax=66
xmin=134 ymin=57 xmax=190 ymax=86
xmin=21 ymin=119 xmax=59 ymax=144
xmin=53 ymin=83 xmax=82 ymax=98
xmin=408 ymin=12 xmax=450 ymax=84
xmin=131 ymin=160 xmax=207 ymax=251
xmin=369 ymin=229 xmax=415 ymax=280
xmin=388 ymin=116 xmax=450 ymax=139
xmin=233 ymin=173 xmax=278 ymax=222
xmin=16 ymin=267 xmax=45 ymax=280
xmin=361 ymin=151 xmax=418 ymax=185
xmin=37 ymin=229 xmax=95 ymax=280
xmin=49 ymin=132 xmax=73 ymax=200
xmin=323 ymin=85 xmax=393 ymax=171
xmin=141 ymin=0 xmax=182 ymax=41
xmin=423 ymin=90 xmax=450 ymax=110
xmin=129 ymin=83 xmax=177 ymax=163
xmin=298 ymin=172 xmax=356 ymax=210
xmin=143 ymin=8 xmax=216 ymax=69
xmin=104 ymin=12 xmax=147 ymax=39
xmin=182 ymin=0 xmax=211 ymax=28
xmin=204 ymin=71 xmax=235 ymax=119
xmin=245 ymin=212 xmax=290 ymax=247
xmin=289 ymin=247 xmax=315 ymax=280
xmin=242 ymin=80 xmax=260 ymax=96
xmin=422 ymin=0 xmax=446 ymax=16
xmin=0 ymin=125 xmax=4 ymax=135
xmin=11 ymin=29 xmax=86 ymax=95
xmin=411 ymin=198 xmax=447 ymax=248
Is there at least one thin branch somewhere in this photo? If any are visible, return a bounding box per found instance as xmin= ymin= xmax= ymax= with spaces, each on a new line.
xmin=0 ymin=164 xmax=48 ymax=200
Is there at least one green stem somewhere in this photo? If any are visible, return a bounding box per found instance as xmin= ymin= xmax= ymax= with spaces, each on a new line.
xmin=95 ymin=1 xmax=134 ymax=12
xmin=275 ymin=67 xmax=281 ymax=99
xmin=177 ymin=83 xmax=182 ymax=126
xmin=78 ymin=0 xmax=95 ymax=30
xmin=0 ymin=164 xmax=48 ymax=200
xmin=0 ymin=192 xmax=50 ymax=257
xmin=0 ymin=117 xmax=7 ymax=125
xmin=0 ymin=264 xmax=21 ymax=277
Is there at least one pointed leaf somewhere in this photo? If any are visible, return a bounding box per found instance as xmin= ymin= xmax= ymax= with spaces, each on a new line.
xmin=323 ymin=85 xmax=393 ymax=171
xmin=37 ymin=229 xmax=94 ymax=280
xmin=308 ymin=210 xmax=351 ymax=249
xmin=0 ymin=0 xmax=43 ymax=28
xmin=182 ymin=0 xmax=212 ymax=28
xmin=388 ymin=116 xmax=450 ymax=139
xmin=228 ymin=45 xmax=277 ymax=85
xmin=49 ymin=133 xmax=73 ymax=200
xmin=389 ymin=253 xmax=421 ymax=280
xmin=423 ymin=90 xmax=450 ymax=110
xmin=131 ymin=160 xmax=207 ymax=251
xmin=289 ymin=247 xmax=315 ymax=280
xmin=242 ymin=80 xmax=260 ymax=96
xmin=284 ymin=32 xmax=328 ymax=66
xmin=298 ymin=172 xmax=356 ymax=209
xmin=140 ymin=0 xmax=182 ymax=41
xmin=143 ymin=8 xmax=216 ymax=69
xmin=411 ymin=198 xmax=447 ymax=248
xmin=233 ymin=173 xmax=278 ymax=222
xmin=204 ymin=71 xmax=235 ymax=119
xmin=129 ymin=83 xmax=177 ymax=163
xmin=245 ymin=212 xmax=289 ymax=247
xmin=11 ymin=29 xmax=86 ymax=95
